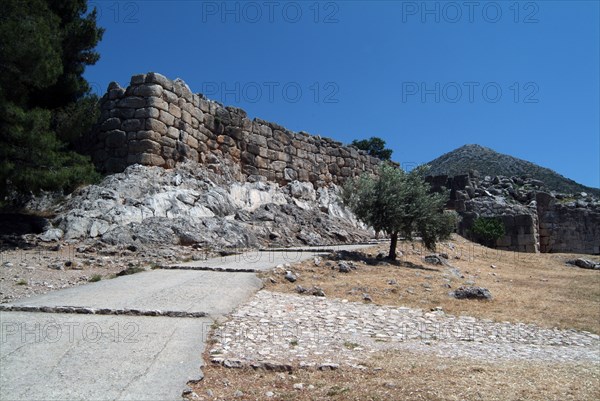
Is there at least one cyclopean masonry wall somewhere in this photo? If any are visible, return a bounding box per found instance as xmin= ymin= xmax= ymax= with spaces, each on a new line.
xmin=87 ymin=72 xmax=382 ymax=187
xmin=427 ymin=172 xmax=600 ymax=255
xmin=536 ymin=192 xmax=600 ymax=254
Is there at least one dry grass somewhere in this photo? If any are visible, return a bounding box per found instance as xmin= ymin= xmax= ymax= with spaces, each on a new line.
xmin=190 ymin=235 xmax=600 ymax=400
xmin=261 ymin=235 xmax=600 ymax=334
xmin=192 ymin=350 xmax=600 ymax=400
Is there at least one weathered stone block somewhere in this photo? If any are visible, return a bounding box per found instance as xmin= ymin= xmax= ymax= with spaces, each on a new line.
xmin=186 ymin=136 xmax=199 ymax=149
xmin=136 ymin=130 xmax=161 ymax=141
xmin=225 ymin=126 xmax=244 ymax=141
xmin=137 ymin=153 xmax=165 ymax=166
xmin=129 ymin=139 xmax=161 ymax=154
xmin=146 ymin=97 xmax=169 ymax=111
xmin=191 ymin=108 xmax=205 ymax=123
xmin=158 ymin=136 xmax=177 ymax=148
xmin=273 ymin=130 xmax=291 ymax=145
xmin=165 ymin=127 xmax=179 ymax=140
xmin=181 ymin=110 xmax=192 ymax=125
xmin=258 ymin=124 xmax=272 ymax=137
xmin=121 ymin=119 xmax=143 ymax=132
xmin=109 ymin=88 xmax=125 ymax=100
xmin=162 ymin=90 xmax=177 ymax=104
xmin=134 ymin=107 xmax=160 ymax=119
xmin=267 ymin=139 xmax=284 ymax=151
xmin=135 ymin=84 xmax=163 ymax=97
xmin=146 ymin=118 xmax=168 ymax=135
xmin=168 ymin=104 xmax=182 ymax=118
xmin=145 ymin=72 xmax=172 ymax=90
xmin=100 ymin=117 xmax=121 ymax=131
xmin=199 ymin=99 xmax=210 ymax=113
xmin=105 ymin=130 xmax=127 ymax=148
xmin=271 ymin=161 xmax=286 ymax=172
xmin=117 ymin=97 xmax=145 ymax=109
xmin=284 ymin=168 xmax=298 ymax=181
xmin=116 ymin=108 xmax=135 ymax=119
xmin=130 ymin=74 xmax=146 ymax=85
xmin=159 ymin=110 xmax=175 ymax=126
xmin=255 ymin=156 xmax=268 ymax=169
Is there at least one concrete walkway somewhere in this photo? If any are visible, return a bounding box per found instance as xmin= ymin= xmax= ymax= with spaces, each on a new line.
xmin=0 ymin=244 xmax=374 ymax=401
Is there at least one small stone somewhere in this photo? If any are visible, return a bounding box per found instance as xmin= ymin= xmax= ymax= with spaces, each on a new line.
xmin=424 ymin=254 xmax=443 ymax=265
xmin=318 ymin=363 xmax=339 ymax=370
xmin=338 ymin=261 xmax=352 ymax=273
xmin=452 ymin=286 xmax=492 ymax=300
xmin=265 ymin=391 xmax=275 ymax=397
xmin=311 ymin=287 xmax=325 ymax=297
xmin=362 ymin=293 xmax=373 ymax=302
xmin=293 ymin=383 xmax=304 ymax=390
xmin=567 ymin=258 xmax=600 ymax=270
xmin=490 ymin=264 xmax=496 ymax=269
xmin=295 ymin=285 xmax=307 ymax=294
xmin=285 ymin=271 xmax=297 ymax=283
xmin=234 ymin=390 xmax=244 ymax=397
xmin=49 ymin=263 xmax=64 ymax=271
xmin=314 ymin=257 xmax=322 ymax=266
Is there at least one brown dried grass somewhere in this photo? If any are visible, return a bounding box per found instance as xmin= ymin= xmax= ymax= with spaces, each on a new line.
xmin=190 ymin=235 xmax=600 ymax=400
xmin=193 ymin=350 xmax=599 ymax=401
xmin=261 ymin=235 xmax=600 ymax=334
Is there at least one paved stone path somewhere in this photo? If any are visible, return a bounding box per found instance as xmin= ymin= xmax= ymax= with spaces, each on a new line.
xmin=210 ymin=291 xmax=600 ymax=369
xmin=0 ymin=245 xmax=369 ymax=401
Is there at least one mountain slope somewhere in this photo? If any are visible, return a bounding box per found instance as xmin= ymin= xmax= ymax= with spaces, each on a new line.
xmin=425 ymin=144 xmax=599 ymax=196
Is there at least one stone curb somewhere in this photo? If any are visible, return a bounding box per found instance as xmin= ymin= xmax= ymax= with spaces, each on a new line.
xmin=158 ymin=265 xmax=258 ymax=273
xmin=0 ymin=304 xmax=207 ymax=318
xmin=210 ymin=357 xmax=339 ymax=372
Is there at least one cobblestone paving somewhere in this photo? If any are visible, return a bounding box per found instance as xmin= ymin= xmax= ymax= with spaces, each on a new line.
xmin=210 ymin=291 xmax=600 ymax=368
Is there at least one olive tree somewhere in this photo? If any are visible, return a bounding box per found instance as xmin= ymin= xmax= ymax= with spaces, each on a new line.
xmin=342 ymin=163 xmax=455 ymax=260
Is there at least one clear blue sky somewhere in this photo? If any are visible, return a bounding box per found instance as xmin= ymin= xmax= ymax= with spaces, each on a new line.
xmin=84 ymin=0 xmax=600 ymax=188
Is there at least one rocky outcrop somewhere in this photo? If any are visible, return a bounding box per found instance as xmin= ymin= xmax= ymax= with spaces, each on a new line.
xmin=85 ymin=72 xmax=381 ymax=187
xmin=45 ymin=161 xmax=371 ymax=248
xmin=427 ymin=172 xmax=600 ymax=254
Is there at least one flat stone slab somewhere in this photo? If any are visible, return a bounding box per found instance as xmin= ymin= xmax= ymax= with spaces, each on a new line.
xmin=10 ymin=270 xmax=262 ymax=318
xmin=0 ymin=311 xmax=211 ymax=401
xmin=171 ymin=244 xmax=374 ymax=271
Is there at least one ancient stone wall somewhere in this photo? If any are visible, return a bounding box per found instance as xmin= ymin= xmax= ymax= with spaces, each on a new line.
xmin=87 ymin=72 xmax=381 ymax=187
xmin=536 ymin=193 xmax=600 ymax=254
xmin=427 ymin=173 xmax=600 ymax=254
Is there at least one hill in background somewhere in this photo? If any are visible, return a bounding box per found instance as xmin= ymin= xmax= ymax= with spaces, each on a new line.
xmin=425 ymin=144 xmax=600 ymax=197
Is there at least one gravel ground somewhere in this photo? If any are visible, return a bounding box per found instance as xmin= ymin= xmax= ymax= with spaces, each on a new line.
xmin=210 ymin=290 xmax=600 ymax=369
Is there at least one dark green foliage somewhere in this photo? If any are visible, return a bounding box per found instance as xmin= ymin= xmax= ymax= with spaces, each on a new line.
xmin=471 ymin=217 xmax=505 ymax=247
xmin=342 ymin=163 xmax=455 ymax=259
xmin=426 ymin=144 xmax=599 ymax=196
xmin=350 ymin=137 xmax=393 ymax=161
xmin=0 ymin=0 xmax=104 ymax=200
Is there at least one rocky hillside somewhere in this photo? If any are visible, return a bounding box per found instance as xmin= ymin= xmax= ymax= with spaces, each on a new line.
xmin=36 ymin=160 xmax=371 ymax=249
xmin=426 ymin=145 xmax=599 ymax=197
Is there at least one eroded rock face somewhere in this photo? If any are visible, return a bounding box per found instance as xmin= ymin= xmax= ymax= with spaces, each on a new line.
xmin=48 ymin=161 xmax=370 ymax=248
xmin=427 ymin=172 xmax=600 ymax=254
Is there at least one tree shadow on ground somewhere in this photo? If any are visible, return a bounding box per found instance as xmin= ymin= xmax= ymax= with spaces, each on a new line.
xmin=0 ymin=213 xmax=49 ymax=251
xmin=324 ymin=250 xmax=440 ymax=272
